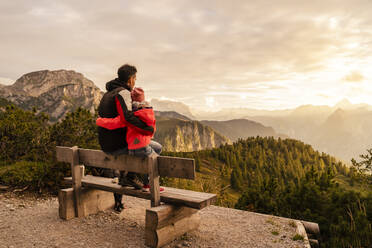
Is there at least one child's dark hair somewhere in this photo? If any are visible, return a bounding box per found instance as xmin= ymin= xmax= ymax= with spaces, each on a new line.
xmin=117 ymin=64 xmax=137 ymax=83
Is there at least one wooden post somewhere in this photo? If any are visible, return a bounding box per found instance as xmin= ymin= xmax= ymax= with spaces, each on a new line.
xmin=71 ymin=146 xmax=84 ymax=217
xmin=80 ymin=165 xmax=85 ymax=178
xmin=301 ymin=221 xmax=321 ymax=247
xmin=148 ymin=153 xmax=160 ymax=207
xmin=145 ymin=204 xmax=200 ymax=248
xmin=301 ymin=221 xmax=320 ymax=238
xmin=58 ymin=187 xmax=115 ymax=220
xmin=296 ymin=221 xmax=311 ymax=248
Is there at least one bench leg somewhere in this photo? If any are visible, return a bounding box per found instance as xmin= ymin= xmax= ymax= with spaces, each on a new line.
xmin=145 ymin=204 xmax=200 ymax=248
xmin=58 ymin=188 xmax=115 ymax=220
xmin=148 ymin=153 xmax=160 ymax=207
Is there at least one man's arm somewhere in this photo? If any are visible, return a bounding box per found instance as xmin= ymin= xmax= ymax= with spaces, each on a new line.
xmin=96 ymin=115 xmax=125 ymax=130
xmin=115 ymin=90 xmax=154 ymax=135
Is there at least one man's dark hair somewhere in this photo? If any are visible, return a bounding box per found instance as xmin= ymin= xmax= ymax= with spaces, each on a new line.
xmin=117 ymin=64 xmax=137 ymax=83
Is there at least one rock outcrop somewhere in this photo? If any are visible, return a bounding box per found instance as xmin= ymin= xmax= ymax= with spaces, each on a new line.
xmin=0 ymin=70 xmax=103 ymax=121
xmin=154 ymin=116 xmax=231 ymax=152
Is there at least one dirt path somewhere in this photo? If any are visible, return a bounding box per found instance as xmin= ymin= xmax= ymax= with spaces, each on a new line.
xmin=0 ymin=192 xmax=307 ymax=248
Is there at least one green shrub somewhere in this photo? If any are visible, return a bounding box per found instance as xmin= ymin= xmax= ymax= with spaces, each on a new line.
xmin=0 ymin=105 xmax=52 ymax=162
xmin=50 ymin=107 xmax=99 ymax=149
xmin=271 ymin=230 xmax=279 ymax=236
xmin=0 ymin=160 xmax=70 ymax=192
xmin=292 ymin=234 xmax=304 ymax=241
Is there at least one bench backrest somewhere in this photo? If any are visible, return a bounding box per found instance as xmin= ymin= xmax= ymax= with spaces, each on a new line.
xmin=56 ymin=146 xmax=195 ymax=180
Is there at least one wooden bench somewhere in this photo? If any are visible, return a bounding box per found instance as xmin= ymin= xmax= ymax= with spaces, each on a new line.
xmin=56 ymin=146 xmax=216 ymax=247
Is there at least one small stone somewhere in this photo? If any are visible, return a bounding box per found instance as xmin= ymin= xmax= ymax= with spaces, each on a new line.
xmin=9 ymin=208 xmax=15 ymax=211
xmin=0 ymin=185 xmax=9 ymax=191
xmin=129 ymin=222 xmax=137 ymax=228
xmin=182 ymin=241 xmax=190 ymax=247
xmin=175 ymin=244 xmax=183 ymax=248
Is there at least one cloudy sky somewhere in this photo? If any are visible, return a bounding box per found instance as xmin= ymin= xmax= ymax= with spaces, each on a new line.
xmin=1 ymin=0 xmax=372 ymax=111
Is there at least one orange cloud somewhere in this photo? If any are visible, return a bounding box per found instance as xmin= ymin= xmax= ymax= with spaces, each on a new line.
xmin=344 ymin=71 xmax=364 ymax=82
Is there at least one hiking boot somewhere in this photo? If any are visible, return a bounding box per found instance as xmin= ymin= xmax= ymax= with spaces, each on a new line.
xmin=114 ymin=202 xmax=125 ymax=212
xmin=142 ymin=184 xmax=150 ymax=192
xmin=119 ymin=176 xmax=143 ymax=190
xmin=142 ymin=184 xmax=165 ymax=192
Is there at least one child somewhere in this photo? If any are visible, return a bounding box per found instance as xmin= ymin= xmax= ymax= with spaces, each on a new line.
xmin=96 ymin=87 xmax=163 ymax=193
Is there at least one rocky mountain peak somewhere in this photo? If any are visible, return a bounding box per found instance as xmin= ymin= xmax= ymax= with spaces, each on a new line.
xmin=291 ymin=104 xmax=332 ymax=116
xmin=324 ymin=108 xmax=347 ymax=127
xmin=334 ymin=98 xmax=352 ymax=109
xmin=0 ymin=69 xmax=103 ymax=121
xmin=12 ymin=69 xmax=96 ymax=97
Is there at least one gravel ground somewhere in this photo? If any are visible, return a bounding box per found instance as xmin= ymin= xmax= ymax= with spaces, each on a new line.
xmin=0 ymin=191 xmax=308 ymax=248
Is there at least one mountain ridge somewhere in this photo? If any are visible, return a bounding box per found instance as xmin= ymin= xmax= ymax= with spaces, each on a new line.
xmin=0 ymin=70 xmax=103 ymax=121
xmin=151 ymin=98 xmax=196 ymax=120
xmin=200 ymin=119 xmax=288 ymax=142
xmin=154 ymin=117 xmax=231 ymax=152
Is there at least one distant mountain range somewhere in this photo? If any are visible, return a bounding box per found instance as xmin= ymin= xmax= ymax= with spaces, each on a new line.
xmin=248 ymin=100 xmax=372 ymax=162
xmin=200 ymin=119 xmax=288 ymax=142
xmin=4 ymin=69 xmax=368 ymax=160
xmin=151 ymin=98 xmax=372 ymax=161
xmin=154 ymin=111 xmax=191 ymax=121
xmin=151 ymin=99 xmax=196 ymax=120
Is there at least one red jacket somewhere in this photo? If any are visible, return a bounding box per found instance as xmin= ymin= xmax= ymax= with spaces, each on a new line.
xmin=96 ymin=107 xmax=156 ymax=150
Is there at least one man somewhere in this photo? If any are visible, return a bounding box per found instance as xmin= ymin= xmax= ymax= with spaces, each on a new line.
xmin=97 ymin=64 xmax=154 ymax=211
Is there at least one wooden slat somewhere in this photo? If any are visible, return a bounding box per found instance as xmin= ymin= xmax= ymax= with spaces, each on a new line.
xmin=56 ymin=146 xmax=75 ymax=164
xmin=64 ymin=175 xmax=216 ymax=209
xmin=65 ymin=176 xmax=152 ymax=199
xmin=78 ymin=148 xmax=149 ymax=174
xmin=145 ymin=204 xmax=198 ymax=230
xmin=56 ymin=146 xmax=195 ymax=179
xmin=157 ymin=156 xmax=195 ymax=180
xmin=159 ymin=187 xmax=216 ymax=209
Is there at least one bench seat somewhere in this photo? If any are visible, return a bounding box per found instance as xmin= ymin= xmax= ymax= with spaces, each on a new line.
xmin=64 ymin=175 xmax=216 ymax=209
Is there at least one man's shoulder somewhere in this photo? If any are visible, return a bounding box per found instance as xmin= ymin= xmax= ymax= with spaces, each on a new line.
xmin=116 ymin=89 xmax=132 ymax=111
xmin=117 ymin=89 xmax=131 ymax=101
xmin=102 ymin=87 xmax=126 ymax=96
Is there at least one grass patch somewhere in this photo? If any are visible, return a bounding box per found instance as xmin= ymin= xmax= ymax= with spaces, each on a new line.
xmin=271 ymin=230 xmax=279 ymax=236
xmin=266 ymin=218 xmax=275 ymax=225
xmin=288 ymin=220 xmax=297 ymax=228
xmin=292 ymin=234 xmax=304 ymax=241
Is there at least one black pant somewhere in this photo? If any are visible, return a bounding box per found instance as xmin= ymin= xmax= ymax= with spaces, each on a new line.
xmin=102 ymin=168 xmax=122 ymax=205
